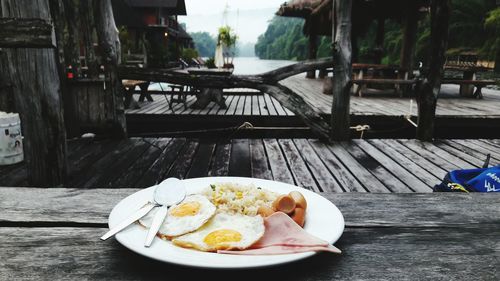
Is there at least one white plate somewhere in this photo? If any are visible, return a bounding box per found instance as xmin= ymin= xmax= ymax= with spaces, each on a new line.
xmin=107 ymin=177 xmax=344 ymax=269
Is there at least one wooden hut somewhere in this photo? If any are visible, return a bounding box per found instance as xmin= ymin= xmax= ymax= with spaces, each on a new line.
xmin=278 ymin=0 xmax=450 ymax=141
xmin=111 ymin=0 xmax=190 ymax=67
xmin=277 ymin=0 xmax=430 ymax=77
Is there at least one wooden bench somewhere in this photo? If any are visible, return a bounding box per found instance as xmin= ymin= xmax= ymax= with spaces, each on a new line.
xmin=441 ymin=79 xmax=496 ymax=99
xmin=352 ymin=78 xmax=417 ymax=97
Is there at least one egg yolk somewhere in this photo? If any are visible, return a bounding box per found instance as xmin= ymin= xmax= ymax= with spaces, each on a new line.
xmin=170 ymin=201 xmax=201 ymax=217
xmin=203 ymin=229 xmax=242 ymax=247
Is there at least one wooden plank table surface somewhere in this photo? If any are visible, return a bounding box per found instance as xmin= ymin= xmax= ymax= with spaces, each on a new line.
xmin=1 ymin=188 xmax=499 ymax=280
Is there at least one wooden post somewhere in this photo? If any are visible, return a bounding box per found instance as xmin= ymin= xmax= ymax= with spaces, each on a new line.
xmin=81 ymin=0 xmax=99 ymax=78
xmin=374 ymin=18 xmax=385 ymax=64
xmin=62 ymin=0 xmax=81 ymax=77
xmin=416 ymin=0 xmax=451 ymax=141
xmin=0 ymin=0 xmax=67 ymax=186
xmin=400 ymin=0 xmax=419 ymax=77
xmin=330 ymin=0 xmax=352 ymax=141
xmin=306 ymin=32 xmax=318 ymax=79
xmin=93 ymin=0 xmax=127 ymax=138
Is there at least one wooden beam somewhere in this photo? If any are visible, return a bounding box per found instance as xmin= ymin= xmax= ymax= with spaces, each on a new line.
xmin=93 ymin=0 xmax=127 ymax=137
xmin=0 ymin=0 xmax=67 ymax=186
xmin=330 ymin=0 xmax=352 ymax=140
xmin=416 ymin=0 xmax=451 ymax=141
xmin=0 ymin=18 xmax=56 ymax=48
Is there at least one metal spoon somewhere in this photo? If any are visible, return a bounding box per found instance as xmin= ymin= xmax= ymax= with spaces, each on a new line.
xmin=144 ymin=178 xmax=186 ymax=247
xmin=100 ymin=178 xmax=186 ymax=242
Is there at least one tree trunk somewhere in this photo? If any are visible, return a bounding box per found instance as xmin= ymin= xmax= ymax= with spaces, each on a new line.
xmin=416 ymin=0 xmax=451 ymax=141
xmin=0 ymin=0 xmax=67 ymax=186
xmin=330 ymin=0 xmax=352 ymax=141
xmin=93 ymin=0 xmax=127 ymax=138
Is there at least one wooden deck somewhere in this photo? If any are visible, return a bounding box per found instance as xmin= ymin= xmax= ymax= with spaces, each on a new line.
xmin=2 ymin=138 xmax=498 ymax=191
xmin=281 ymin=75 xmax=500 ymax=117
xmin=126 ymin=75 xmax=500 ymax=117
xmin=125 ymin=76 xmax=500 ymax=138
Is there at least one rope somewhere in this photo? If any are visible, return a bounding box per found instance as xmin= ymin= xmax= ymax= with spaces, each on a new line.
xmin=404 ymin=99 xmax=418 ymax=128
xmin=349 ymin=125 xmax=370 ymax=139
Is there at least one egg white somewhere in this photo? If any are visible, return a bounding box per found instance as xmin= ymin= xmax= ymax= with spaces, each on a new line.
xmin=139 ymin=194 xmax=216 ymax=238
xmin=172 ymin=213 xmax=265 ymax=252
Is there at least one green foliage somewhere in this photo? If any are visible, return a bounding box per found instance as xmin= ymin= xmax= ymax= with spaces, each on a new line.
xmin=255 ymin=17 xmax=309 ymax=60
xmin=181 ymin=48 xmax=199 ymax=61
xmin=257 ymin=0 xmax=500 ymax=71
xmin=218 ymin=25 xmax=238 ymax=48
xmin=190 ymin=32 xmax=217 ymax=57
xmin=205 ymin=57 xmax=216 ymax=68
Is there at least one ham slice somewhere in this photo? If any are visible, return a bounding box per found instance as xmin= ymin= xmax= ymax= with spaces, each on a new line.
xmin=218 ymin=212 xmax=341 ymax=255
xmin=218 ymin=245 xmax=341 ymax=255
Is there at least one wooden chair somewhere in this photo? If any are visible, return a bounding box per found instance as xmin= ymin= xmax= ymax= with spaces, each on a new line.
xmin=167 ymin=85 xmax=187 ymax=109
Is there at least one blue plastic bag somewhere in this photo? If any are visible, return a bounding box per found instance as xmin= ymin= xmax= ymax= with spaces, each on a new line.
xmin=434 ymin=164 xmax=500 ymax=193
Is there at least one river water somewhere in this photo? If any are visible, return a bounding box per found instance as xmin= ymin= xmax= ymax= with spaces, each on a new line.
xmin=231 ymin=57 xmax=295 ymax=74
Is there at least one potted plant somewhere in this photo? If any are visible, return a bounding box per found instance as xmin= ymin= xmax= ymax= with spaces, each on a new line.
xmin=217 ymin=25 xmax=238 ymax=69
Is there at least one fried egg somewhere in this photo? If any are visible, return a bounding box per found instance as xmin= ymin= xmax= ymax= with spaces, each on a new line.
xmin=139 ymin=194 xmax=216 ymax=238
xmin=172 ymin=213 xmax=265 ymax=252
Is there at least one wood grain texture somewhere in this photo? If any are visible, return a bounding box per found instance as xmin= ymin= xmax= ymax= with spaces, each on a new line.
xmin=0 ymin=18 xmax=55 ymax=48
xmin=1 ymin=137 xmax=498 ymax=193
xmin=0 ymin=0 xmax=67 ymax=187
xmin=2 ymin=188 xmax=499 ymax=228
xmin=0 ymin=226 xmax=498 ymax=280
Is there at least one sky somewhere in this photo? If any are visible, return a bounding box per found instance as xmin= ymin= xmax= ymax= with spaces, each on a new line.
xmin=179 ymin=0 xmax=285 ymax=44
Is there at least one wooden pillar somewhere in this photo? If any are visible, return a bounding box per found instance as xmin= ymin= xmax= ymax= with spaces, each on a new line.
xmin=330 ymin=0 xmax=352 ymax=140
xmin=374 ymin=18 xmax=385 ymax=64
xmin=0 ymin=0 xmax=67 ymax=186
xmin=62 ymin=0 xmax=81 ymax=77
xmin=81 ymin=0 xmax=99 ymax=78
xmin=93 ymin=0 xmax=127 ymax=137
xmin=400 ymin=0 xmax=419 ymax=77
xmin=416 ymin=0 xmax=451 ymax=141
xmin=306 ymin=32 xmax=318 ymax=79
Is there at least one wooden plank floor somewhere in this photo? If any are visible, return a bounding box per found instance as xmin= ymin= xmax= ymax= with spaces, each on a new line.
xmin=2 ymin=138 xmax=497 ymax=191
xmin=280 ymin=75 xmax=500 ymax=117
xmin=126 ymin=75 xmax=500 ymax=118
xmin=126 ymin=93 xmax=293 ymax=116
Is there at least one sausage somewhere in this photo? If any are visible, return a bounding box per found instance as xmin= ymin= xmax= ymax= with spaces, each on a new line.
xmin=272 ymin=195 xmax=296 ymax=214
xmin=291 ymin=207 xmax=306 ymax=227
xmin=289 ymin=191 xmax=307 ymax=210
xmin=257 ymin=205 xmax=276 ymax=217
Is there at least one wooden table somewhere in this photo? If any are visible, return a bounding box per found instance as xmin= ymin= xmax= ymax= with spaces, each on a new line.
xmin=444 ymin=65 xmax=492 ymax=97
xmin=122 ymin=80 xmax=152 ymax=109
xmin=2 ymin=188 xmax=499 ymax=280
xmin=187 ymin=68 xmax=234 ymax=109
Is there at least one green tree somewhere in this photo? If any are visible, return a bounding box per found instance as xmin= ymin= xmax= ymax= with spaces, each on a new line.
xmin=190 ymin=32 xmax=217 ymax=57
